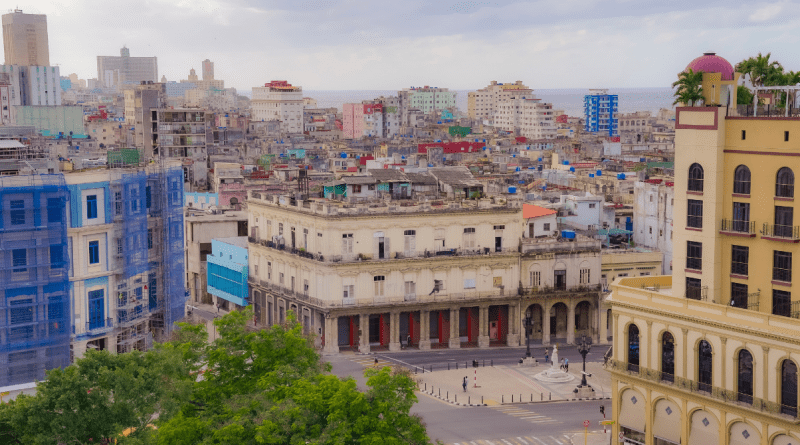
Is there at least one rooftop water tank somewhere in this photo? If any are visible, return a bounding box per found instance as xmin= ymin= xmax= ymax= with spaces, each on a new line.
xmin=508 ymin=186 xmax=517 ymax=194
xmin=569 ymin=167 xmax=575 ymax=172
xmin=596 ymin=170 xmax=602 ymax=176
xmin=589 ymin=173 xmax=595 ymax=178
xmin=340 ymin=153 xmax=347 ymax=159
xmin=561 ymin=230 xmax=576 ymax=239
xmin=617 ymin=173 xmax=626 ymax=180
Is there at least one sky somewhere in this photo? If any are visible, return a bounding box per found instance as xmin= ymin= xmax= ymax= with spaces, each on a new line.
xmin=11 ymin=0 xmax=800 ymax=92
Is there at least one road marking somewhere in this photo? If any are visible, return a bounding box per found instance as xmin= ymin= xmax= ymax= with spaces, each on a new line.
xmin=519 ymin=415 xmax=545 ymax=419
xmin=549 ymin=437 xmax=563 ymax=445
xmin=516 ymin=438 xmax=529 ymax=445
xmin=530 ymin=438 xmax=548 ymax=445
xmin=501 ymin=440 xmax=514 ymax=445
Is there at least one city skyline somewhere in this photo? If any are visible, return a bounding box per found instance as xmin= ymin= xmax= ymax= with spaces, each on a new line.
xmin=13 ymin=0 xmax=800 ymax=91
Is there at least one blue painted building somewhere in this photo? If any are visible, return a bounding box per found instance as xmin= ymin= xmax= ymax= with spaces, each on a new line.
xmin=584 ymin=90 xmax=619 ymax=137
xmin=185 ymin=191 xmax=219 ymax=209
xmin=0 ymin=175 xmax=71 ymax=387
xmin=207 ymin=237 xmax=249 ymax=308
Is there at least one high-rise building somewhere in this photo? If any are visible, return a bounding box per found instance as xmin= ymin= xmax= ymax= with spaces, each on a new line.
xmin=467 ymin=81 xmax=532 ymax=121
xmin=401 ymin=86 xmax=456 ymax=115
xmin=97 ymin=47 xmax=158 ymax=88
xmin=584 ymin=89 xmax=619 ymax=137
xmin=251 ymin=81 xmax=303 ymax=134
xmin=495 ymin=95 xmax=556 ymax=140
xmin=202 ymin=59 xmax=214 ymax=81
xmin=609 ymin=53 xmax=800 ymax=444
xmin=2 ymin=10 xmax=50 ymax=67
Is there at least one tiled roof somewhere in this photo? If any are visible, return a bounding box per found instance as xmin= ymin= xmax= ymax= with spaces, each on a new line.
xmin=523 ymin=204 xmax=557 ymax=219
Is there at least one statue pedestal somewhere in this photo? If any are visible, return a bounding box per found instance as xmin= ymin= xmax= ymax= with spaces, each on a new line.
xmin=575 ymin=386 xmax=596 ymax=399
xmin=520 ymin=357 xmax=538 ymax=367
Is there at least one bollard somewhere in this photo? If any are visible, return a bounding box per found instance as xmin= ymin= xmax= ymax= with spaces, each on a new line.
xmin=429 ymin=365 xmax=432 ymax=373
xmin=468 ymin=396 xmax=470 ymax=405
xmin=520 ymin=394 xmax=522 ymax=402
xmin=424 ymin=383 xmax=427 ymax=391
xmin=447 ymin=391 xmax=448 ymax=399
xmin=512 ymin=394 xmax=514 ymax=403
xmin=502 ymin=395 xmax=504 ymax=403
xmin=531 ymin=394 xmax=533 ymax=402
xmin=549 ymin=392 xmax=551 ymax=401
xmin=439 ymin=388 xmax=441 ymax=397
xmin=482 ymin=396 xmax=484 ymax=405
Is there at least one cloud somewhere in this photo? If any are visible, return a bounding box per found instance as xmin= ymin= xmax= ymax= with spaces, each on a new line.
xmin=749 ymin=3 xmax=783 ymax=22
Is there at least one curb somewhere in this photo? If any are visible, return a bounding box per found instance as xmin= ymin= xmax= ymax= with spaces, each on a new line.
xmin=418 ymin=389 xmax=487 ymax=407
xmin=497 ymin=396 xmax=612 ymax=405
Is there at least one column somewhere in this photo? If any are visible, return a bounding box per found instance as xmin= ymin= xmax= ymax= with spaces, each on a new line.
xmin=478 ymin=305 xmax=490 ymax=348
xmin=419 ymin=310 xmax=431 ymax=350
xmin=506 ymin=304 xmax=519 ymax=347
xmin=681 ymin=328 xmax=688 ymax=378
xmin=567 ymin=302 xmax=576 ymax=344
xmin=543 ymin=302 xmax=552 ymax=346
xmin=645 ymin=388 xmax=654 ymax=445
xmin=323 ymin=315 xmax=338 ymax=355
xmin=599 ymin=306 xmax=608 ymax=345
xmin=613 ymin=314 xmax=621 ymax=358
xmin=591 ymin=302 xmax=600 ymax=344
xmin=359 ymin=314 xmax=370 ymax=353
xmin=762 ymin=346 xmax=770 ymax=400
xmin=449 ymin=307 xmax=461 ymax=349
xmin=645 ymin=320 xmax=653 ymax=369
xmin=719 ymin=337 xmax=727 ymax=389
xmin=389 ymin=311 xmax=401 ymax=352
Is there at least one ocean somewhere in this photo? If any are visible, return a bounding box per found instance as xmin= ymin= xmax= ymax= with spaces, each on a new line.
xmin=299 ymin=87 xmax=675 ymax=117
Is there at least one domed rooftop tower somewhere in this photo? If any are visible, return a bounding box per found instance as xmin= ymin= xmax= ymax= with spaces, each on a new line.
xmin=681 ymin=52 xmax=742 ymax=111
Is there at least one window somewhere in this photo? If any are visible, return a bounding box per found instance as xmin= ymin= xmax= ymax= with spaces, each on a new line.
xmin=732 ymin=202 xmax=750 ymax=232
xmin=786 ymin=131 xmax=790 ymax=142
xmin=374 ymin=276 xmax=385 ymax=297
xmin=463 ymin=227 xmax=476 ymax=249
xmin=86 ymin=195 xmax=98 ymax=219
xmin=352 ymin=185 xmax=362 ymax=193
xmin=114 ymin=191 xmax=122 ymax=215
xmin=737 ymin=349 xmax=754 ymax=404
xmin=777 ymin=167 xmax=795 ymax=198
xmin=404 ymin=281 xmax=416 ymax=297
xmin=589 ymin=203 xmax=596 ymax=209
xmin=687 ymin=199 xmax=703 ymax=228
xmin=88 ymin=289 xmax=104 ymax=330
xmin=731 ymin=282 xmax=748 ymax=308
xmin=649 ymin=227 xmax=653 ymax=234
xmin=773 ymin=289 xmax=791 ymax=317
xmin=781 ymin=360 xmax=798 ymax=416
xmin=147 ymin=229 xmax=154 ymax=249
xmin=774 ymin=250 xmax=792 ymax=282
xmin=686 ymin=277 xmax=702 ymax=300
xmin=343 ymin=285 xmax=354 ymax=299
xmin=279 ymin=223 xmax=284 ymax=235
xmin=10 ymin=200 xmax=24 ymax=225
xmin=463 ymin=278 xmax=475 ymax=289
xmin=146 ymin=186 xmax=151 ymax=209
xmin=733 ymin=165 xmax=751 ymax=194
xmin=661 ymin=332 xmax=674 ymax=382
xmin=12 ymin=249 xmax=26 ymax=272
xmin=742 ymin=130 xmax=746 ymax=140
xmin=116 ymin=238 xmax=123 ymax=255
xmin=404 ymin=229 xmax=416 ymax=253
xmin=775 ymin=206 xmax=794 ymax=237
xmin=50 ymin=245 xmax=64 ymax=269
xmin=686 ymin=241 xmax=702 ymax=270
xmin=627 ymin=324 xmax=640 ymax=372
xmin=688 ymin=163 xmax=704 ymax=192
xmin=530 ymin=270 xmax=541 ymax=287
xmin=267 ymin=262 xmax=272 ymax=280
xmin=698 ymin=340 xmax=713 ymax=392
xmin=342 ymin=233 xmax=353 ymax=254
xmin=580 ymin=268 xmax=591 ymax=284
xmin=543 ymin=223 xmax=550 ymax=231
xmin=47 ymin=198 xmax=62 ymax=223
xmin=303 ymin=279 xmax=309 ymax=295
xmin=88 ymin=241 xmax=100 ymax=265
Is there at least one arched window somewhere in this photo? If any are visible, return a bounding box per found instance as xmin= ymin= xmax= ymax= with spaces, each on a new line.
xmin=733 ymin=165 xmax=751 ymax=195
xmin=781 ymin=360 xmax=798 ymax=416
xmin=776 ymin=167 xmax=795 ymax=198
xmin=688 ymin=163 xmax=704 ymax=192
xmin=661 ymin=332 xmax=675 ymax=382
xmin=628 ymin=324 xmax=640 ymax=372
xmin=737 ymin=350 xmax=753 ymax=404
xmin=698 ymin=340 xmax=713 ymax=392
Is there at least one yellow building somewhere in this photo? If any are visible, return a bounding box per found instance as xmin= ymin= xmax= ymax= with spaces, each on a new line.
xmin=609 ymin=53 xmax=800 ymax=444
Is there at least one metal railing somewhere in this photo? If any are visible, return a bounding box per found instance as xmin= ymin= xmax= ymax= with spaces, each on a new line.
xmin=519 ymin=284 xmax=602 ymax=296
xmin=608 ymin=359 xmax=799 ymax=418
xmin=736 ymin=104 xmax=800 ymax=118
xmin=762 ymin=223 xmax=800 ymax=240
xmin=685 ymin=285 xmax=709 ymax=301
xmin=86 ymin=318 xmax=114 ymax=333
xmin=720 ymin=219 xmax=755 ymax=235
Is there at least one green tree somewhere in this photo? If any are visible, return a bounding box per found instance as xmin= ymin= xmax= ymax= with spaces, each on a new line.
xmin=737 ymin=85 xmax=756 ymax=105
xmin=735 ymin=52 xmax=783 ymax=87
xmin=672 ymin=69 xmax=704 ymax=106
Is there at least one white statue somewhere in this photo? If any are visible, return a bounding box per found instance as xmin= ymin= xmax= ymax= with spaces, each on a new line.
xmin=550 ymin=345 xmax=559 ymax=369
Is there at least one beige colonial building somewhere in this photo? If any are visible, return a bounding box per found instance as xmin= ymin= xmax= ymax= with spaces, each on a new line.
xmin=246 ymin=195 xmax=608 ymax=353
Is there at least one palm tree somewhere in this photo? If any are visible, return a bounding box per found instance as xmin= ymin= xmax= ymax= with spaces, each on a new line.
xmin=672 ymin=69 xmax=704 ymax=106
xmin=736 ymin=52 xmax=783 ymax=87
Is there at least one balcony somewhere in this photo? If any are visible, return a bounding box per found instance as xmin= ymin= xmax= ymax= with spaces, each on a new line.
xmin=521 ymin=235 xmax=601 ymax=255
xmin=720 ymin=219 xmax=756 ymax=237
xmin=608 ymin=359 xmax=798 ymax=419
xmin=761 ymin=223 xmax=800 ymax=243
xmin=85 ymin=318 xmax=114 ymax=334
xmin=519 ymin=284 xmax=602 ymax=297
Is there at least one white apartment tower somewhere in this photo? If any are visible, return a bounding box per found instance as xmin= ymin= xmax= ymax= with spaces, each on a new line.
xmin=495 ymin=95 xmax=556 ymax=140
xmin=251 ymin=80 xmax=303 ymax=134
xmin=467 ymin=81 xmax=532 ymax=121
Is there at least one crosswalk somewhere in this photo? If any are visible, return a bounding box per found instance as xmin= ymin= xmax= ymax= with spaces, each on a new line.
xmin=489 ymin=405 xmax=559 ymax=425
xmin=349 ymin=356 xmax=395 ymax=368
xmin=445 ymin=435 xmax=573 ymax=445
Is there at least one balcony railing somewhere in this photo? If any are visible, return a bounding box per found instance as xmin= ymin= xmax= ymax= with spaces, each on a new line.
xmin=761 ymin=223 xmax=800 ymax=241
xmin=685 ymin=285 xmax=709 ymax=301
xmin=519 ymin=284 xmax=602 ymax=296
xmin=720 ymin=219 xmax=756 ymax=236
xmin=608 ymin=359 xmax=799 ymax=419
xmin=86 ymin=318 xmax=114 ymax=333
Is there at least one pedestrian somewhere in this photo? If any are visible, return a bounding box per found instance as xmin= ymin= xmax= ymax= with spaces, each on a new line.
xmin=407 ymin=334 xmax=412 ymax=348
xmin=462 ymin=376 xmax=468 ymax=392
xmin=560 ymin=358 xmax=565 ymax=371
xmin=565 ymin=358 xmax=569 ymax=372
xmin=544 ymin=349 xmax=549 ymax=364
xmin=216 ymin=302 xmax=219 ymax=313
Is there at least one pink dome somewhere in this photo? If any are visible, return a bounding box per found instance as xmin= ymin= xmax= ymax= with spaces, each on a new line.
xmin=685 ymin=52 xmax=734 ymax=80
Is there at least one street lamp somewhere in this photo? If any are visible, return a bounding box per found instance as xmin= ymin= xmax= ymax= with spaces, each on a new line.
xmin=577 ymin=335 xmax=591 ymax=387
xmin=525 ymin=308 xmax=532 ymax=358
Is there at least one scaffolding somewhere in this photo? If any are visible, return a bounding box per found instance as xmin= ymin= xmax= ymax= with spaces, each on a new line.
xmin=0 ymin=174 xmax=71 ymax=386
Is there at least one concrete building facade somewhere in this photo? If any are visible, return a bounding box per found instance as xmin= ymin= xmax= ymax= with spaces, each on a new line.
xmin=495 ymin=95 xmax=556 ymax=140
xmin=633 ymin=181 xmax=674 ymax=274
xmin=97 ymin=47 xmax=158 ymax=88
xmin=2 ymin=10 xmax=50 ymax=67
xmin=467 ymin=81 xmax=532 ymax=121
xmin=251 ymin=80 xmax=303 ymax=134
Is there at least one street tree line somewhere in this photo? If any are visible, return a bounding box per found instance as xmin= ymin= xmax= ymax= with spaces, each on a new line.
xmin=0 ymin=309 xmax=435 ymax=445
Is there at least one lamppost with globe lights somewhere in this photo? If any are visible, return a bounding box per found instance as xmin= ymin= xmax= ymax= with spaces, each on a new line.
xmin=577 ymin=334 xmax=591 ymax=387
xmin=524 ymin=308 xmax=533 ymax=358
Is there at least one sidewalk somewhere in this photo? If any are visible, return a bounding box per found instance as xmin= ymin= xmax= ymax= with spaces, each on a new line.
xmin=413 ymin=360 xmax=611 ymax=406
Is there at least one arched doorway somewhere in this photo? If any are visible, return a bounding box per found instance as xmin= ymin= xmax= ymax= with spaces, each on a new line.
xmin=550 ymin=302 xmax=568 ymax=341
xmin=729 ymin=421 xmax=760 ymax=445
xmin=230 ymin=197 xmax=239 ymax=206
xmin=575 ymin=301 xmax=592 ymax=340
xmin=688 ymin=410 xmax=719 ymax=445
xmin=524 ymin=303 xmax=544 ymax=343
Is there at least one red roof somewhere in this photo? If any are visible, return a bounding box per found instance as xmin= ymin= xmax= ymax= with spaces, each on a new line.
xmin=523 ymin=204 xmax=557 ymax=219
xmin=346 ymin=167 xmax=357 ymax=172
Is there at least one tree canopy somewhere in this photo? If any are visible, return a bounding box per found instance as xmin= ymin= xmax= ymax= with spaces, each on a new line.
xmin=0 ymin=309 xmax=434 ymax=445
xmin=672 ymin=68 xmax=704 ymax=106
xmin=735 ymin=53 xmax=800 ymax=108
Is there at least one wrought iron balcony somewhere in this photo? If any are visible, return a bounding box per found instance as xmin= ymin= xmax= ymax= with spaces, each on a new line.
xmin=720 ymin=219 xmax=756 ymax=236
xmin=761 ymin=223 xmax=800 ymax=242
